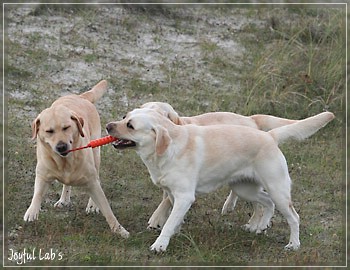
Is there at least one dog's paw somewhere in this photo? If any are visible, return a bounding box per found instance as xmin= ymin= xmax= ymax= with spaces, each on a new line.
xmin=147 ymin=224 xmax=162 ymax=231
xmin=110 ymin=222 xmax=129 ymax=238
xmin=284 ymin=241 xmax=300 ymax=251
xmin=243 ymin=219 xmax=272 ymax=234
xmin=85 ymin=199 xmax=100 ymax=214
xmin=150 ymin=236 xmax=169 ymax=253
xmin=242 ymin=223 xmax=258 ymax=233
xmin=147 ymin=213 xmax=168 ymax=230
xmin=54 ymin=199 xmax=71 ymax=208
xmin=255 ymin=228 xmax=268 ymax=235
xmin=255 ymin=220 xmax=272 ymax=234
xmin=116 ymin=225 xmax=130 ymax=239
xmin=24 ymin=207 xmax=40 ymax=222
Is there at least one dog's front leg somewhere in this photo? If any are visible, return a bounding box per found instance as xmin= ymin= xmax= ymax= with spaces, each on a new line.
xmin=86 ymin=181 xmax=129 ymax=239
xmin=24 ymin=176 xmax=50 ymax=221
xmin=150 ymin=192 xmax=195 ymax=252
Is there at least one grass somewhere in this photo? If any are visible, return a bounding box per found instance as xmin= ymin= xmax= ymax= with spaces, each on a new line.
xmin=238 ymin=8 xmax=345 ymax=118
xmin=4 ymin=4 xmax=346 ymax=267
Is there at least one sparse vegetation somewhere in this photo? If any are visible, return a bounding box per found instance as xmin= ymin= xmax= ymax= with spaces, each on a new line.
xmin=4 ymin=3 xmax=345 ymax=267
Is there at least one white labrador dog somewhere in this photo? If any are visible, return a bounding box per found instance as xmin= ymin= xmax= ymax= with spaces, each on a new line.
xmin=106 ymin=108 xmax=334 ymax=252
xmin=24 ymin=80 xmax=129 ymax=238
xmin=141 ymin=102 xmax=302 ymax=233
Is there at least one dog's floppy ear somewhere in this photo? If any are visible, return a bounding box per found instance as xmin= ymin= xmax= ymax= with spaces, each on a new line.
xmin=31 ymin=115 xmax=40 ymax=140
xmin=71 ymin=112 xmax=85 ymax=137
xmin=154 ymin=125 xmax=171 ymax=156
xmin=160 ymin=103 xmax=181 ymax=125
xmin=167 ymin=110 xmax=181 ymax=125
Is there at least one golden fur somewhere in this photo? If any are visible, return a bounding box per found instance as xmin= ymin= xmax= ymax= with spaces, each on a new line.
xmin=24 ymin=80 xmax=129 ymax=238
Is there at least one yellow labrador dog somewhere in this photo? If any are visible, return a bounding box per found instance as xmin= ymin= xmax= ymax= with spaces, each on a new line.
xmin=141 ymin=102 xmax=301 ymax=233
xmin=106 ymin=108 xmax=334 ymax=252
xmin=24 ymin=80 xmax=129 ymax=238
xmin=141 ymin=101 xmax=298 ymax=131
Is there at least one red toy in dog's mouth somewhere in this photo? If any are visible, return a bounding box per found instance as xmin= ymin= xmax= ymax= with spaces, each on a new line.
xmin=112 ymin=139 xmax=136 ymax=149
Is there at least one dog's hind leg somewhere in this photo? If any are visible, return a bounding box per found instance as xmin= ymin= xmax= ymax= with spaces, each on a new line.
xmin=221 ymin=190 xmax=238 ymax=215
xmin=268 ymin=188 xmax=300 ymax=250
xmin=231 ymin=183 xmax=274 ymax=233
xmin=54 ymin=184 xmax=72 ymax=208
xmin=256 ymin=154 xmax=300 ymax=250
xmin=242 ymin=202 xmax=264 ymax=233
xmin=252 ymin=191 xmax=275 ymax=234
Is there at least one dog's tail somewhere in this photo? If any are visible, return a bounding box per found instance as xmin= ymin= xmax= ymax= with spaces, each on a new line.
xmin=251 ymin=114 xmax=299 ymax=131
xmin=268 ymin=112 xmax=334 ymax=145
xmin=80 ymin=80 xmax=107 ymax=103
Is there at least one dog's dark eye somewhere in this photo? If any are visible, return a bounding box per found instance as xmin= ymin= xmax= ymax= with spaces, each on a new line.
xmin=127 ymin=121 xmax=134 ymax=130
xmin=122 ymin=115 xmax=126 ymax=119
xmin=63 ymin=126 xmax=71 ymax=131
xmin=46 ymin=129 xmax=54 ymax=134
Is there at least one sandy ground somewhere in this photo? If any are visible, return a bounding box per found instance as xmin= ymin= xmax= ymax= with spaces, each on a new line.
xmin=6 ymin=5 xmax=262 ymax=120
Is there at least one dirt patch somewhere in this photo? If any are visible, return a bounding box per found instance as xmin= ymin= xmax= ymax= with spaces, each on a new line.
xmin=6 ymin=5 xmax=262 ymax=118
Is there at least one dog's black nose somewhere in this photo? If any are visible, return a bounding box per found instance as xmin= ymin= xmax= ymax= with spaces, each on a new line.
xmin=56 ymin=141 xmax=68 ymax=154
xmin=106 ymin=123 xmax=115 ymax=134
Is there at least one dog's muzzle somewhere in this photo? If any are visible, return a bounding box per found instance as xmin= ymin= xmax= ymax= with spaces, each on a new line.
xmin=106 ymin=123 xmax=116 ymax=134
xmin=56 ymin=141 xmax=69 ymax=156
xmin=106 ymin=122 xmax=136 ymax=149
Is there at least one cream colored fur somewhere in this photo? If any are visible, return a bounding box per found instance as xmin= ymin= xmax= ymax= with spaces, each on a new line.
xmin=140 ymin=102 xmax=306 ymax=232
xmin=106 ymin=108 xmax=334 ymax=252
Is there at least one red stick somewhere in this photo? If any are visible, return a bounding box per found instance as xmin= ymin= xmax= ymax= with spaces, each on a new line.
xmin=66 ymin=135 xmax=118 ymax=153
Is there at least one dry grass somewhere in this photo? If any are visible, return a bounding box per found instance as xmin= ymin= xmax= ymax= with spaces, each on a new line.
xmin=4 ymin=4 xmax=346 ymax=267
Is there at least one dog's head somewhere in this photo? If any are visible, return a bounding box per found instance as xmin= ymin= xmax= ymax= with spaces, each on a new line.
xmin=140 ymin=102 xmax=181 ymax=125
xmin=32 ymin=105 xmax=85 ymax=157
xmin=106 ymin=108 xmax=171 ymax=156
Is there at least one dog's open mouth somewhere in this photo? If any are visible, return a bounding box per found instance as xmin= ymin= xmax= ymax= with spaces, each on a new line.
xmin=112 ymin=139 xmax=136 ymax=149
